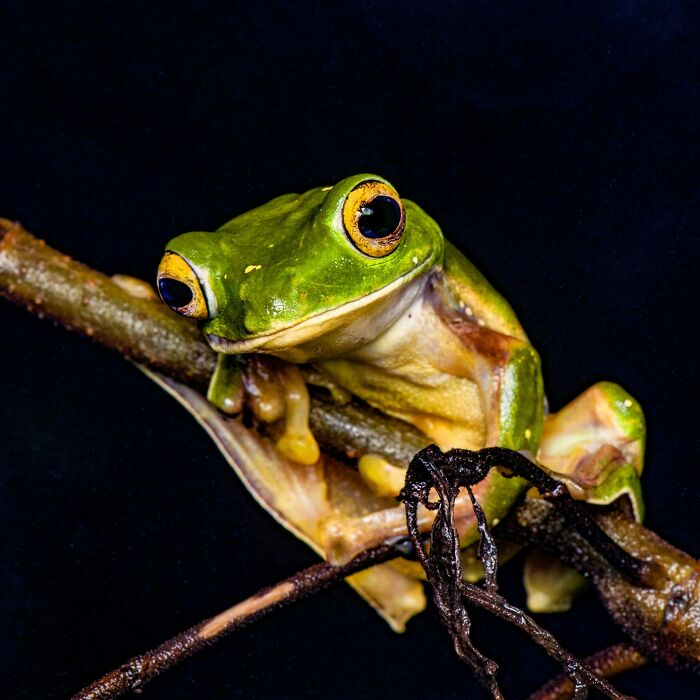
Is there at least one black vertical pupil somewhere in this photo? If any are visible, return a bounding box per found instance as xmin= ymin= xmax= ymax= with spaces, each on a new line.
xmin=358 ymin=196 xmax=402 ymax=238
xmin=159 ymin=278 xmax=194 ymax=308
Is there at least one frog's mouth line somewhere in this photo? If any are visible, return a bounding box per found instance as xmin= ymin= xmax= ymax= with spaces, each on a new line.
xmin=206 ymin=258 xmax=435 ymax=355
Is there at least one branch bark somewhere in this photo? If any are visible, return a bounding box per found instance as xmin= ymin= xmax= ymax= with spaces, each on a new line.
xmin=506 ymin=499 xmax=700 ymax=674
xmin=0 ymin=218 xmax=428 ymax=465
xmin=0 ymin=218 xmax=214 ymax=387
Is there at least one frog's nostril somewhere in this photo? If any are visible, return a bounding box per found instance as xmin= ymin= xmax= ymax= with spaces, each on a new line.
xmin=158 ymin=277 xmax=194 ymax=309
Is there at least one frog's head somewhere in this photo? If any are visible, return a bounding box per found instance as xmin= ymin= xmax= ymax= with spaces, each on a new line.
xmin=157 ymin=174 xmax=443 ymax=361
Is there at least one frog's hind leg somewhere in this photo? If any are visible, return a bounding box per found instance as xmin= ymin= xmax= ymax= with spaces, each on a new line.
xmin=538 ymin=381 xmax=645 ymax=520
xmin=525 ymin=381 xmax=646 ymax=613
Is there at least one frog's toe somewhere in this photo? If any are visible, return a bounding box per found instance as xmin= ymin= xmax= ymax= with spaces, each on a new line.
xmin=111 ymin=273 xmax=159 ymax=300
xmin=524 ymin=549 xmax=588 ymax=613
xmin=207 ymin=354 xmax=244 ymax=415
xmin=276 ymin=429 xmax=320 ymax=465
xmin=358 ymin=454 xmax=407 ymax=499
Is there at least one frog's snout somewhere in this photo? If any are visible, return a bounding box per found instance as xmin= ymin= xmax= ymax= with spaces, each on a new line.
xmin=157 ymin=251 xmax=212 ymax=320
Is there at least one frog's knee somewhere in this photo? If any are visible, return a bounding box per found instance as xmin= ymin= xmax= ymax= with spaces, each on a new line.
xmin=591 ymin=381 xmax=645 ymax=443
xmin=539 ymin=380 xmax=646 ymax=521
xmin=542 ymin=381 xmax=645 ymax=465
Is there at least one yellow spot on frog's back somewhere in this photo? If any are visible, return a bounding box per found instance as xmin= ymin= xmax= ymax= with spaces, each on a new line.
xmin=525 ymin=428 xmax=532 ymax=440
xmin=412 ymin=256 xmax=418 ymax=264
xmin=624 ymin=399 xmax=633 ymax=408
xmin=244 ymin=264 xmax=262 ymax=274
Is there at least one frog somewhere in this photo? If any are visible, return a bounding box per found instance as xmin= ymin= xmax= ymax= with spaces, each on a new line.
xmin=154 ymin=174 xmax=646 ymax=629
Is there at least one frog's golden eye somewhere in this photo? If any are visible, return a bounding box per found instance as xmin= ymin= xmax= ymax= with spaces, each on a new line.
xmin=157 ymin=251 xmax=211 ymax=320
xmin=342 ymin=180 xmax=406 ymax=257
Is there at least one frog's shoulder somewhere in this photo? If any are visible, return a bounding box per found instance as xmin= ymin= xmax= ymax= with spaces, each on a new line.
xmin=442 ymin=240 xmax=528 ymax=341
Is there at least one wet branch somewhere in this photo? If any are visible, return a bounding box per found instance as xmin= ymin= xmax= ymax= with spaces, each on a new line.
xmin=527 ymin=644 xmax=646 ymax=700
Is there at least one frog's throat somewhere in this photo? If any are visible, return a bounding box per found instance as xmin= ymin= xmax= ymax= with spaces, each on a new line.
xmin=206 ymin=263 xmax=436 ymax=359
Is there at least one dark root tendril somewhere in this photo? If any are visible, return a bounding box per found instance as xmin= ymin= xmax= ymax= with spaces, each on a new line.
xmin=398 ymin=445 xmax=639 ymax=700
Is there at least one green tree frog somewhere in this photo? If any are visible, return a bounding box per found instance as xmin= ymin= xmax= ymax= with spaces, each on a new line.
xmin=154 ymin=174 xmax=645 ymax=630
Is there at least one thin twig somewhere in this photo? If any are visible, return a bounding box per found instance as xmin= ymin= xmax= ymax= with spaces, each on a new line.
xmin=71 ymin=543 xmax=399 ymax=700
xmin=528 ymin=643 xmax=647 ymax=700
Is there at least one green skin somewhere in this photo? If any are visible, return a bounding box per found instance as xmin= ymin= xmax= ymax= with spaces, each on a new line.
xmin=160 ymin=173 xmax=644 ymax=545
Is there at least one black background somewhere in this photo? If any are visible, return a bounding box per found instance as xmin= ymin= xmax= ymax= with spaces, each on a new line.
xmin=2 ymin=2 xmax=699 ymax=698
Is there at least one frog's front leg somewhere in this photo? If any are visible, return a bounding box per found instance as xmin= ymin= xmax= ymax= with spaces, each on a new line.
xmin=208 ymin=354 xmax=320 ymax=465
xmin=434 ymin=300 xmax=544 ymax=451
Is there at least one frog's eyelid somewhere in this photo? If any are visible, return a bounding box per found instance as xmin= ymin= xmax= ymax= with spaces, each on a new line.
xmin=200 ymin=275 xmax=218 ymax=318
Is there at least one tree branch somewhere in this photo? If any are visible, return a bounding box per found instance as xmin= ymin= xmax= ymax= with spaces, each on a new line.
xmin=0 ymin=218 xmax=215 ymax=387
xmin=3 ymin=220 xmax=700 ymax=693
xmin=71 ymin=543 xmax=399 ymax=700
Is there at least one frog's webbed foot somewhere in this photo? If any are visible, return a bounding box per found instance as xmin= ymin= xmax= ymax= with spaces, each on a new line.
xmin=537 ymin=381 xmax=645 ymax=520
xmin=208 ymin=354 xmax=320 ymax=465
xmin=524 ymin=380 xmax=646 ymax=613
xmin=147 ymin=369 xmax=426 ymax=631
